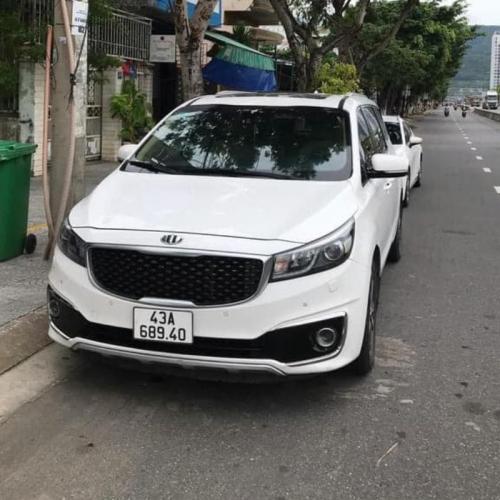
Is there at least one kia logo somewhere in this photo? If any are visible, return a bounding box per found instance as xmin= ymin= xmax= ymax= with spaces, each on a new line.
xmin=161 ymin=234 xmax=183 ymax=245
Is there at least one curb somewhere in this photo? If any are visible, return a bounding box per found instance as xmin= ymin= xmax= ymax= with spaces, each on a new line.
xmin=0 ymin=307 xmax=52 ymax=376
xmin=473 ymin=108 xmax=500 ymax=122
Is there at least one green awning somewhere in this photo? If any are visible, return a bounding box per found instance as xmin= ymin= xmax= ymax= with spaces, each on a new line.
xmin=204 ymin=31 xmax=275 ymax=72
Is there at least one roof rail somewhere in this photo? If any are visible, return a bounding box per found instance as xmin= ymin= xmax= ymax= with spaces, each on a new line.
xmin=215 ymin=90 xmax=252 ymax=96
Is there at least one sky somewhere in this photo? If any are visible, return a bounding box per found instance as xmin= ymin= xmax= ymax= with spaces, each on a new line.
xmin=442 ymin=0 xmax=500 ymax=25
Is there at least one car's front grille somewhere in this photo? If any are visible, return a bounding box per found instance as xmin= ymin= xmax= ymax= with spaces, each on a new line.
xmin=89 ymin=247 xmax=264 ymax=306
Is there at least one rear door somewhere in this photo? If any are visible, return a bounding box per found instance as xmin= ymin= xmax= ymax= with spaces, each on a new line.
xmin=403 ymin=120 xmax=420 ymax=185
xmin=358 ymin=106 xmax=400 ymax=259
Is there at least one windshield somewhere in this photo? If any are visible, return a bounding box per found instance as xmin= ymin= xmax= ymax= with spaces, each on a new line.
xmin=127 ymin=105 xmax=352 ymax=181
xmin=385 ymin=122 xmax=403 ymax=144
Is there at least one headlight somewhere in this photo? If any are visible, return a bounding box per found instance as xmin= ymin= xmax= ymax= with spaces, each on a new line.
xmin=58 ymin=219 xmax=88 ymax=267
xmin=270 ymin=219 xmax=354 ymax=281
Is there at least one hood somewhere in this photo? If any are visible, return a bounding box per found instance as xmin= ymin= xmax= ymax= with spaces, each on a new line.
xmin=70 ymin=170 xmax=357 ymax=244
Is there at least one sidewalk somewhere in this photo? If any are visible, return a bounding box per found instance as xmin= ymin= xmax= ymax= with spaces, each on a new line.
xmin=0 ymin=161 xmax=117 ymax=329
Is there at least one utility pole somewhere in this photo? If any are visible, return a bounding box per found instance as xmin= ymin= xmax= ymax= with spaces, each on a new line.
xmin=50 ymin=0 xmax=87 ymax=236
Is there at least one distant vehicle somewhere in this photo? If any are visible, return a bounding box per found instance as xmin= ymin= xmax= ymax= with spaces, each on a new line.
xmin=471 ymin=97 xmax=481 ymax=107
xmin=486 ymin=90 xmax=498 ymax=110
xmin=384 ymin=115 xmax=423 ymax=207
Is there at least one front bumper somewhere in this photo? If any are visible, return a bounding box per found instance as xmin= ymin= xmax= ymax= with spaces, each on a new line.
xmin=48 ymin=247 xmax=371 ymax=376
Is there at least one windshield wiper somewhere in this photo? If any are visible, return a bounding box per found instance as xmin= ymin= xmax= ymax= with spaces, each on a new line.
xmin=191 ymin=169 xmax=296 ymax=180
xmin=126 ymin=159 xmax=185 ymax=175
xmin=127 ymin=160 xmax=296 ymax=179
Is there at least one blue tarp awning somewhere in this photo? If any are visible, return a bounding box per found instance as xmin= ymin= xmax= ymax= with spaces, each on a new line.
xmin=203 ymin=31 xmax=277 ymax=92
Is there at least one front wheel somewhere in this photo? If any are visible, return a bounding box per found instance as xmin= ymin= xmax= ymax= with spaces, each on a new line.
xmin=351 ymin=259 xmax=380 ymax=376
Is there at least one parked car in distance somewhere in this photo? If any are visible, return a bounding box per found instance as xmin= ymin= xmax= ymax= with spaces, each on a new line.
xmin=48 ymin=92 xmax=408 ymax=379
xmin=384 ymin=115 xmax=423 ymax=207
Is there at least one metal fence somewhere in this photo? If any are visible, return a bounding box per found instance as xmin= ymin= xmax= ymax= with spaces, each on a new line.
xmin=0 ymin=95 xmax=18 ymax=115
xmin=89 ymin=9 xmax=152 ymax=62
xmin=19 ymin=0 xmax=53 ymax=44
xmin=0 ymin=0 xmax=53 ymax=113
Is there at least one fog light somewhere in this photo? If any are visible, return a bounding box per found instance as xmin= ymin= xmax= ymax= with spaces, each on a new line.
xmin=312 ymin=327 xmax=338 ymax=352
xmin=48 ymin=298 xmax=61 ymax=319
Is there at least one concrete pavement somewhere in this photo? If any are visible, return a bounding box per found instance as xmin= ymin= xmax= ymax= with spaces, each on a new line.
xmin=1 ymin=112 xmax=500 ymax=499
xmin=0 ymin=162 xmax=116 ymax=328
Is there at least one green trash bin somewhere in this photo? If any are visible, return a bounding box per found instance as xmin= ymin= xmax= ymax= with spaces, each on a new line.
xmin=0 ymin=140 xmax=38 ymax=261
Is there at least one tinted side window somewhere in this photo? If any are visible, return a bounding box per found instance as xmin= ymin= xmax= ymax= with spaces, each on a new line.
xmin=357 ymin=109 xmax=371 ymax=183
xmin=372 ymin=107 xmax=391 ymax=145
xmin=357 ymin=110 xmax=372 ymax=155
xmin=385 ymin=122 xmax=403 ymax=145
xmin=362 ymin=107 xmax=387 ymax=154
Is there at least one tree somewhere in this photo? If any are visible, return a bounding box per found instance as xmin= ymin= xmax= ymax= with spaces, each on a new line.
xmin=110 ymin=80 xmax=154 ymax=143
xmin=268 ymin=0 xmax=419 ymax=92
xmin=173 ymin=0 xmax=218 ymax=101
xmin=317 ymin=61 xmax=360 ymax=94
xmin=357 ymin=0 xmax=476 ymax=113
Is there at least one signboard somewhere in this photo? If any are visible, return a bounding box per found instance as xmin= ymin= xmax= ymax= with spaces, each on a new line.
xmin=71 ymin=0 xmax=89 ymax=35
xmin=154 ymin=0 xmax=222 ymax=27
xmin=187 ymin=0 xmax=221 ymax=26
xmin=150 ymin=35 xmax=176 ymax=63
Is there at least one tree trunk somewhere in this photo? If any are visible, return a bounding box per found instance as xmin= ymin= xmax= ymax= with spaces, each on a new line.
xmin=305 ymin=52 xmax=322 ymax=92
xmin=178 ymin=48 xmax=204 ymax=101
xmin=174 ymin=0 xmax=217 ymax=102
xmin=294 ymin=60 xmax=307 ymax=92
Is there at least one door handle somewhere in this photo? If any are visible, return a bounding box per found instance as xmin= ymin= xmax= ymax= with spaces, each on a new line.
xmin=384 ymin=181 xmax=392 ymax=190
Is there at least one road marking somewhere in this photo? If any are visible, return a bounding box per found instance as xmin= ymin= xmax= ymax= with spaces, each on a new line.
xmin=471 ymin=147 xmax=477 ymax=151
xmin=495 ymin=186 xmax=500 ymax=194
xmin=467 ymin=141 xmax=472 ymax=144
xmin=483 ymin=168 xmax=492 ymax=173
xmin=27 ymin=223 xmax=48 ymax=234
xmin=476 ymin=156 xmax=483 ymax=161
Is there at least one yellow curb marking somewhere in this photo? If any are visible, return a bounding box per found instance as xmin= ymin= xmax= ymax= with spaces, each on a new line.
xmin=27 ymin=223 xmax=48 ymax=234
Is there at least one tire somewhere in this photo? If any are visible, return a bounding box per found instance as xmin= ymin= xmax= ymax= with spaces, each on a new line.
xmin=414 ymin=157 xmax=422 ymax=188
xmin=24 ymin=233 xmax=37 ymax=254
xmin=402 ymin=171 xmax=410 ymax=207
xmin=387 ymin=205 xmax=402 ymax=263
xmin=351 ymin=258 xmax=380 ymax=376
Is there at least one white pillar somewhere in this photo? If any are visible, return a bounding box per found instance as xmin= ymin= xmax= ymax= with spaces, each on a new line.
xmin=101 ymin=68 xmax=123 ymax=161
xmin=18 ymin=62 xmax=45 ymax=176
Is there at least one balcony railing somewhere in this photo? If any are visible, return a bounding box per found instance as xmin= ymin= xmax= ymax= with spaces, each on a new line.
xmin=89 ymin=9 xmax=152 ymax=62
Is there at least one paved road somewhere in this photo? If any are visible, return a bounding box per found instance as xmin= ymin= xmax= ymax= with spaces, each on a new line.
xmin=1 ymin=110 xmax=500 ymax=499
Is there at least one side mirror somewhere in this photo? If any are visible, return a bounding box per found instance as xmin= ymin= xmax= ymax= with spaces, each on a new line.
xmin=370 ymin=154 xmax=408 ymax=178
xmin=117 ymin=144 xmax=139 ymax=162
xmin=409 ymin=136 xmax=423 ymax=147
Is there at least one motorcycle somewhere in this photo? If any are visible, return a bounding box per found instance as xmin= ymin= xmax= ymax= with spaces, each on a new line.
xmin=444 ymin=107 xmax=450 ymax=117
xmin=462 ymin=109 xmax=467 ymax=118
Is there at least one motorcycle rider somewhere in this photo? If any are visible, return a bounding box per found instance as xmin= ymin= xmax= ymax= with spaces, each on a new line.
xmin=444 ymin=104 xmax=450 ymax=117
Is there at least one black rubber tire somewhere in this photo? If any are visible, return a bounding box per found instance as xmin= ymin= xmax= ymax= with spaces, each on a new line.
xmin=387 ymin=206 xmax=402 ymax=263
xmin=351 ymin=258 xmax=380 ymax=376
xmin=414 ymin=158 xmax=422 ymax=188
xmin=24 ymin=233 xmax=37 ymax=254
xmin=402 ymin=172 xmax=410 ymax=207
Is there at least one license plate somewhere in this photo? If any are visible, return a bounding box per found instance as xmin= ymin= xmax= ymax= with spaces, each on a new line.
xmin=133 ymin=308 xmax=193 ymax=344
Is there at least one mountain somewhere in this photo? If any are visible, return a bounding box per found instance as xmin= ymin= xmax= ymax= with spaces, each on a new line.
xmin=448 ymin=25 xmax=500 ymax=97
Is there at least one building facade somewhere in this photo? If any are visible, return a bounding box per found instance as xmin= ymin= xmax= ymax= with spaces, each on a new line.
xmin=490 ymin=31 xmax=500 ymax=90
